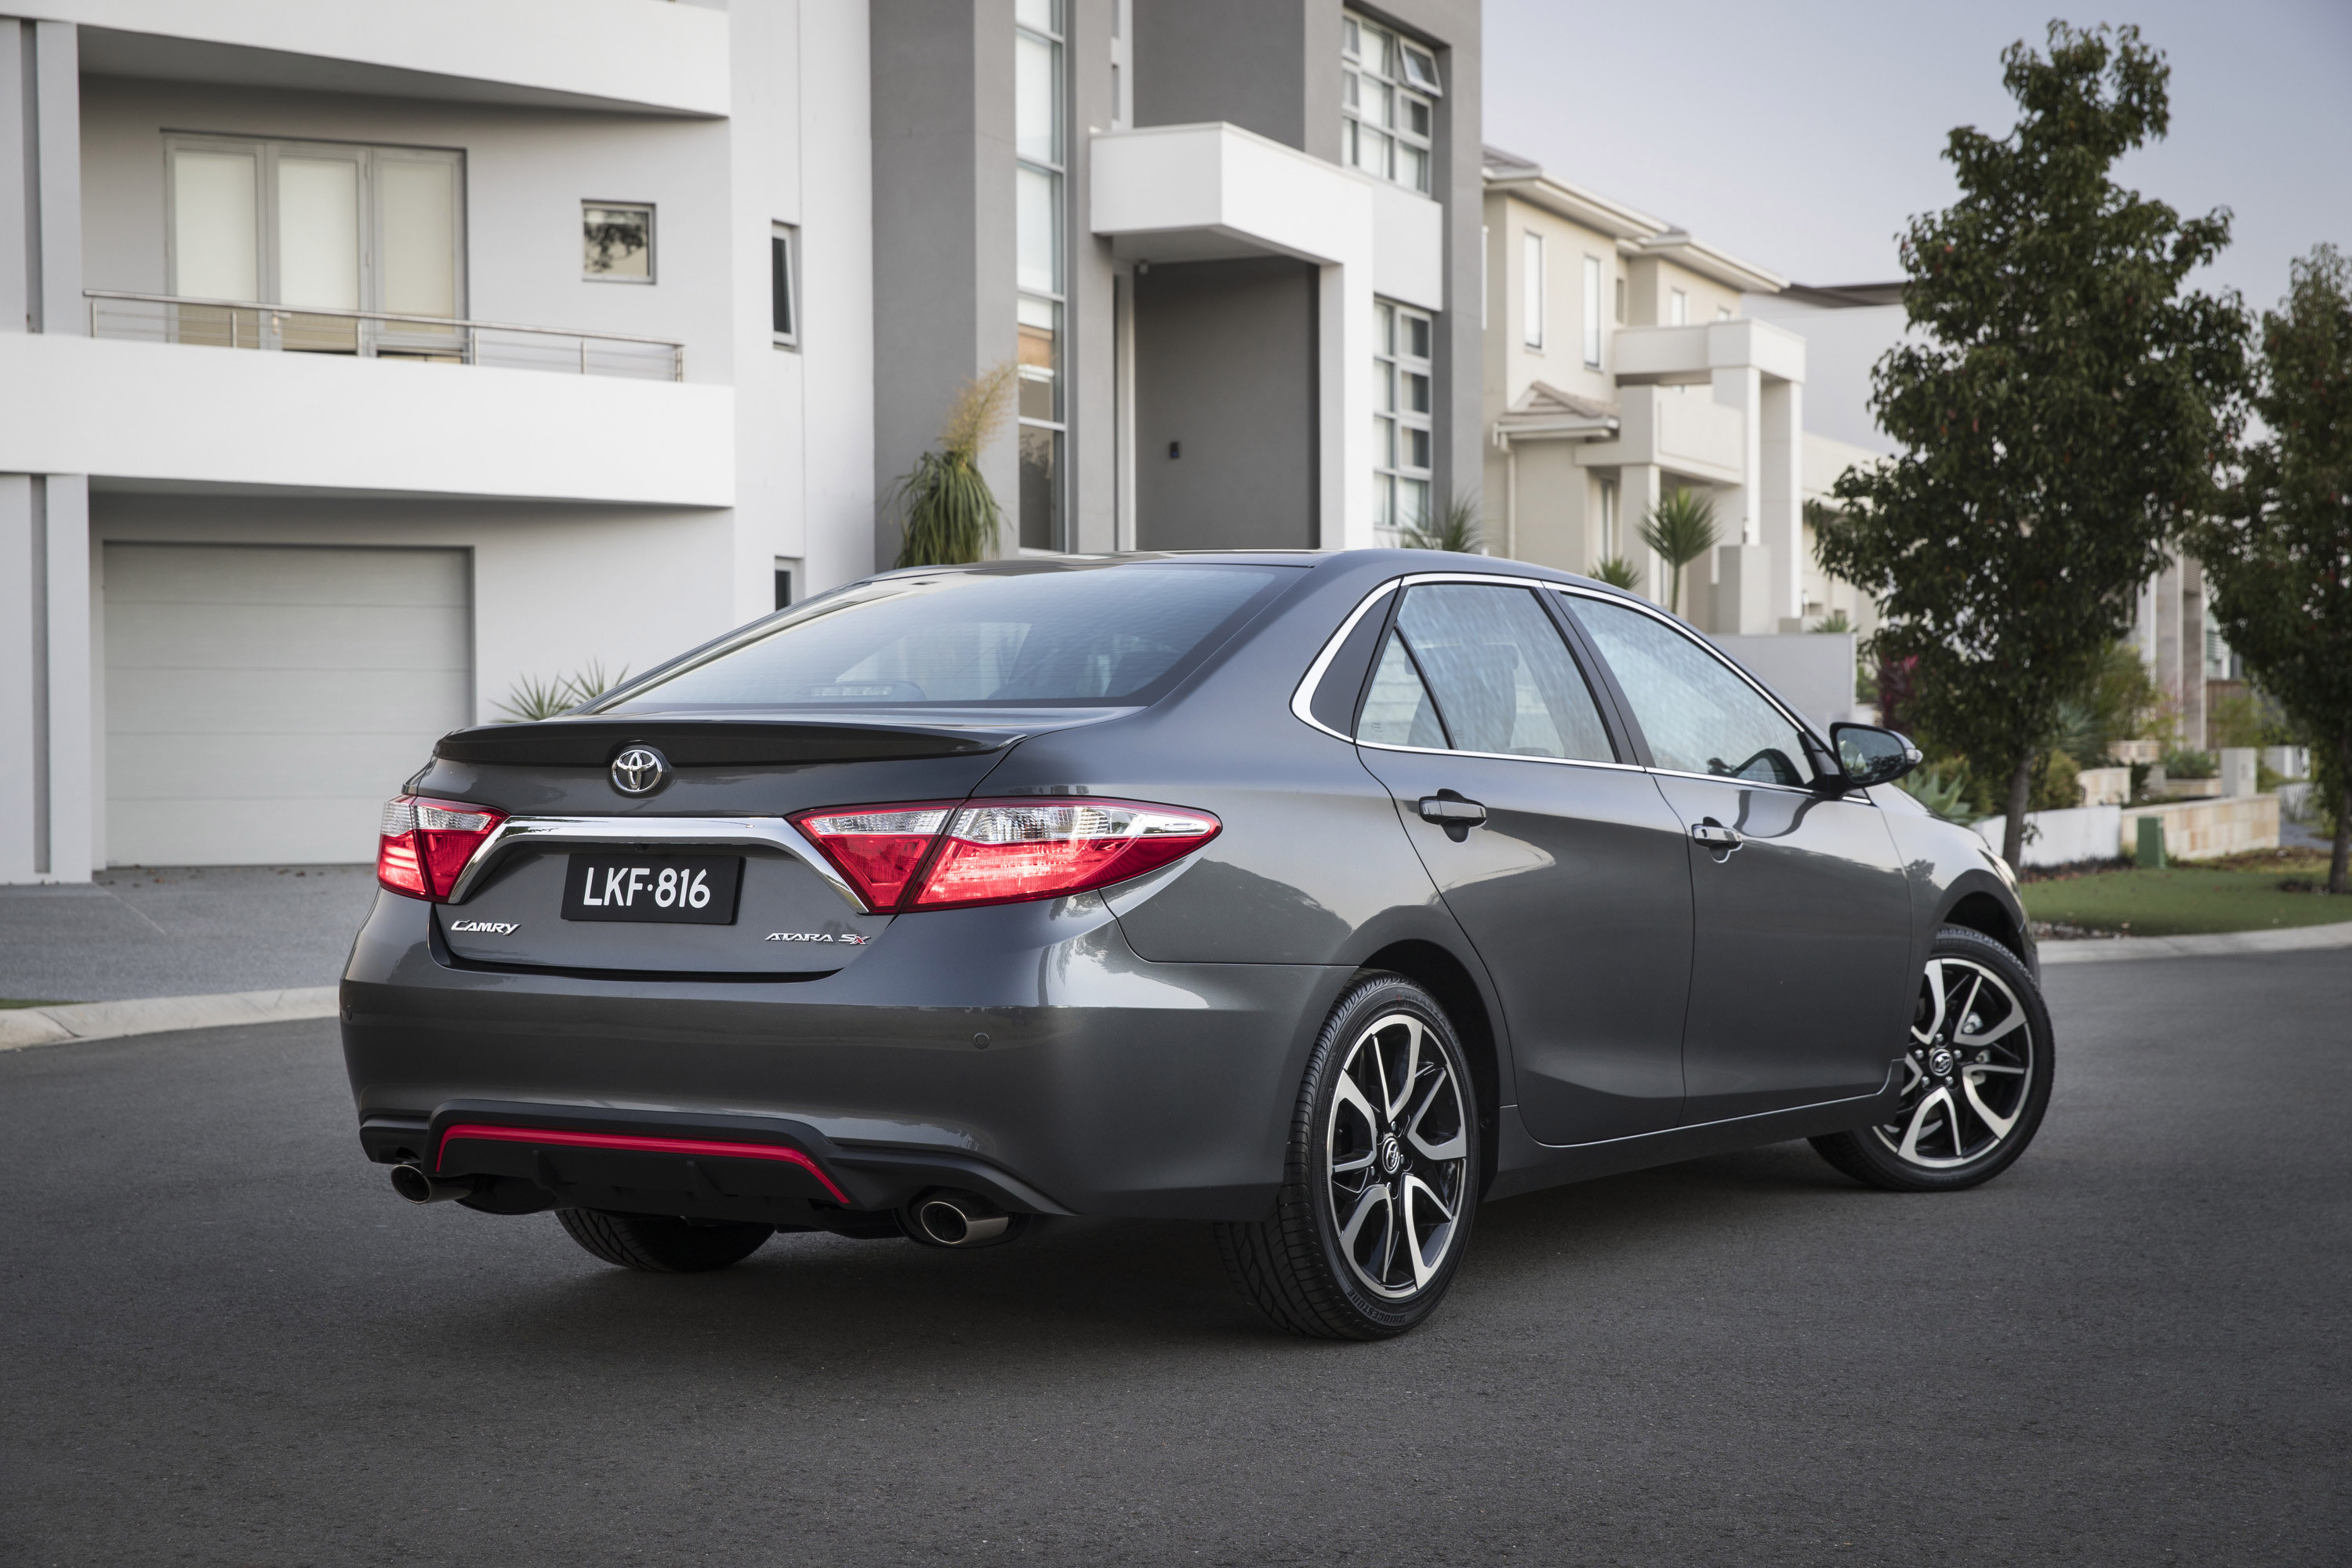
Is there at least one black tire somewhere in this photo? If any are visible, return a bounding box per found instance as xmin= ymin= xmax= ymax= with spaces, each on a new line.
xmin=555 ymin=1209 xmax=775 ymax=1273
xmin=1215 ymin=974 xmax=1480 ymax=1340
xmin=1811 ymin=925 xmax=2054 ymax=1192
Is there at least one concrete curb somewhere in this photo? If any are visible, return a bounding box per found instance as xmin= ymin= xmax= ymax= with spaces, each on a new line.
xmin=2039 ymin=919 xmax=2352 ymax=966
xmin=0 ymin=987 xmax=339 ymax=1051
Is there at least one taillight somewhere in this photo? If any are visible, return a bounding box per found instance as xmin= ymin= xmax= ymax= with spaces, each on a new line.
xmin=377 ymin=796 xmax=507 ymax=902
xmin=792 ymin=797 xmax=1219 ymax=913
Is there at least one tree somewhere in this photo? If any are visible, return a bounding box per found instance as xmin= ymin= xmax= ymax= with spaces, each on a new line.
xmin=890 ymin=364 xmax=1014 ymax=568
xmin=1637 ymin=488 xmax=1718 ymax=619
xmin=2198 ymin=245 xmax=2352 ymax=892
xmin=1814 ymin=23 xmax=2245 ymax=867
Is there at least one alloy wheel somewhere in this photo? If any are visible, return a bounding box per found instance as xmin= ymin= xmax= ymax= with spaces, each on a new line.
xmin=1324 ymin=1011 xmax=1470 ymax=1299
xmin=1872 ymin=955 xmax=2036 ymax=1170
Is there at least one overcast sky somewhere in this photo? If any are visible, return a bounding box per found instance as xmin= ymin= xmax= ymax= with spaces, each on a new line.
xmin=1482 ymin=1 xmax=2352 ymax=313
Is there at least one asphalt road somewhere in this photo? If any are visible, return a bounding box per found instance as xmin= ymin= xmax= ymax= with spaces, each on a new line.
xmin=4 ymin=952 xmax=2346 ymax=1566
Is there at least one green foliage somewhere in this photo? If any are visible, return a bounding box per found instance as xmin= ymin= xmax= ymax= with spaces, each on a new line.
xmin=1401 ymin=491 xmax=1486 ymax=553
xmin=2161 ymin=747 xmax=2216 ymax=779
xmin=891 ymin=364 xmax=1014 ymax=568
xmin=1897 ymin=763 xmax=1973 ymax=819
xmin=2054 ymin=641 xmax=2165 ymax=768
xmin=2205 ymin=686 xmax=2292 ymax=750
xmin=1588 ymin=556 xmax=1641 ymax=591
xmin=1813 ymin=23 xmax=2247 ymax=869
xmin=496 ymin=660 xmax=632 ymax=723
xmin=1810 ymin=609 xmax=1856 ymax=633
xmin=2030 ymin=748 xmax=2083 ymax=811
xmin=1636 ymin=488 xmax=1719 ymax=618
xmin=2198 ymin=243 xmax=2352 ymax=889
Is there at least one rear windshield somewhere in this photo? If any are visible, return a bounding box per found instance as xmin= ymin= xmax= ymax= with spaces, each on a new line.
xmin=604 ymin=563 xmax=1297 ymax=711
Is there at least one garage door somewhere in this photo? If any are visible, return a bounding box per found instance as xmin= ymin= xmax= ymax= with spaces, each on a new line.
xmin=104 ymin=543 xmax=471 ymax=866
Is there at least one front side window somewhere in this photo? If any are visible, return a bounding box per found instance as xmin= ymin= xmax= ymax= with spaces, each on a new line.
xmin=1357 ymin=585 xmax=1613 ymax=762
xmin=1016 ymin=0 xmax=1068 ymax=550
xmin=1374 ymin=300 xmax=1435 ymax=537
xmin=165 ymin=136 xmax=463 ymax=350
xmin=607 ymin=564 xmax=1293 ymax=711
xmin=1342 ymin=12 xmax=1437 ymax=194
xmin=1571 ymin=597 xmax=1809 ymax=786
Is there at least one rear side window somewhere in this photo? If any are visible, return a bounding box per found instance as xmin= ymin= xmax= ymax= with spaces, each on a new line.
xmin=1355 ymin=584 xmax=1615 ymax=761
xmin=1571 ymin=596 xmax=1809 ymax=786
xmin=608 ymin=564 xmax=1294 ymax=710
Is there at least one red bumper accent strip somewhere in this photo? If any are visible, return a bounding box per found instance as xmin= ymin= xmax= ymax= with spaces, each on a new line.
xmin=435 ymin=1123 xmax=849 ymax=1203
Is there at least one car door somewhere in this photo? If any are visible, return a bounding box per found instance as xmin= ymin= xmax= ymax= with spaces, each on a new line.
xmin=1348 ymin=580 xmax=1694 ymax=1145
xmin=1563 ymin=593 xmax=1915 ymax=1123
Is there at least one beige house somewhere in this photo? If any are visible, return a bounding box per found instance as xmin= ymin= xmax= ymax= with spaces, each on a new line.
xmin=1479 ymin=147 xmax=1879 ymax=638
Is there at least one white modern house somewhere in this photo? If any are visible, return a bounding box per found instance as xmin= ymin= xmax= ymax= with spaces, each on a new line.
xmin=1477 ymin=148 xmax=1885 ymax=641
xmin=1 ymin=0 xmax=1483 ymax=881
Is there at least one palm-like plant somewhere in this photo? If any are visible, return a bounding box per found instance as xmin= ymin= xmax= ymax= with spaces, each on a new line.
xmin=1636 ymin=488 xmax=1719 ymax=618
xmin=1588 ymin=556 xmax=1640 ymax=591
xmin=891 ymin=363 xmax=1015 ymax=568
xmin=496 ymin=659 xmax=632 ymax=723
xmin=1400 ymin=492 xmax=1485 ymax=553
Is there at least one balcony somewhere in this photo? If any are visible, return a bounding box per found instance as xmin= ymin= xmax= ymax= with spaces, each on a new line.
xmin=86 ymin=292 xmax=683 ymax=381
xmin=0 ymin=322 xmax=731 ymax=507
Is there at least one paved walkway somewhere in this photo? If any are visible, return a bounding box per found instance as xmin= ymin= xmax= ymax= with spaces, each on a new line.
xmin=0 ymin=864 xmax=376 ymax=1004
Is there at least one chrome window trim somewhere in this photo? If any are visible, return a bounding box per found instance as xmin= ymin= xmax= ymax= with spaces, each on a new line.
xmin=447 ymin=814 xmax=862 ymax=909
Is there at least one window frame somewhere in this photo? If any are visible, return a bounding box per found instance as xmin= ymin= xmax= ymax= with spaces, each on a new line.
xmin=1521 ymin=231 xmax=1544 ymax=349
xmin=163 ymin=133 xmax=467 ymax=322
xmin=1015 ymin=0 xmax=1069 ymax=553
xmin=582 ymin=199 xmax=655 ymax=285
xmin=770 ymin=222 xmax=799 ymax=347
xmin=1581 ymin=252 xmax=1602 ymax=368
xmin=1291 ymin=572 xmax=1831 ymax=797
xmin=1668 ymin=286 xmax=1687 ymax=326
xmin=1374 ymin=299 xmax=1436 ymax=538
xmin=1341 ymin=11 xmax=1437 ymax=194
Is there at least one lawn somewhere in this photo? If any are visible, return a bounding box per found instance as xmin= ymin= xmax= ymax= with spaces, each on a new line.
xmin=2023 ymin=849 xmax=2349 ymax=937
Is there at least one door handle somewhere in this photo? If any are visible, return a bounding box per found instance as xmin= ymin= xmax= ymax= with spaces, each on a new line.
xmin=1417 ymin=795 xmax=1488 ymax=841
xmin=1690 ymin=822 xmax=1742 ymax=848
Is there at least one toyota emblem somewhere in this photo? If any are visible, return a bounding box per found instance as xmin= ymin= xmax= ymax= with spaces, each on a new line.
xmin=609 ymin=745 xmax=670 ymax=797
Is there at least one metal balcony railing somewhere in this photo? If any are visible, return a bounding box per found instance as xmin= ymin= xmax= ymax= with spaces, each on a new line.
xmin=84 ymin=291 xmax=684 ymax=382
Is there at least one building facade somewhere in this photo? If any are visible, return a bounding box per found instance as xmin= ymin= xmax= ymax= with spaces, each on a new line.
xmin=0 ymin=0 xmax=1480 ymax=880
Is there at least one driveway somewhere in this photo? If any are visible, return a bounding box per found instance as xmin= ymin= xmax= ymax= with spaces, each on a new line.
xmin=2 ymin=950 xmax=2344 ymax=1566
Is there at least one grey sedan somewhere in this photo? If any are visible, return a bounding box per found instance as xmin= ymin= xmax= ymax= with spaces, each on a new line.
xmin=344 ymin=551 xmax=2051 ymax=1338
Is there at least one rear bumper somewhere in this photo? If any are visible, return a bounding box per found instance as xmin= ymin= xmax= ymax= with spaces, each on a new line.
xmin=339 ymin=889 xmax=1345 ymax=1223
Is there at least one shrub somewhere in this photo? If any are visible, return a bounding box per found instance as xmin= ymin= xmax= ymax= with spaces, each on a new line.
xmin=2161 ymin=747 xmax=2217 ymax=779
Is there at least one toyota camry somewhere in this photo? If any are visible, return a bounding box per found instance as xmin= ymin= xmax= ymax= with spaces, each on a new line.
xmin=342 ymin=550 xmax=2052 ymax=1338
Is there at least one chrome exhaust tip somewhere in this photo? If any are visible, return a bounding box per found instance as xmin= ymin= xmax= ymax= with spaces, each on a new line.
xmin=390 ymin=1163 xmax=476 ymax=1205
xmin=901 ymin=1190 xmax=1021 ymax=1248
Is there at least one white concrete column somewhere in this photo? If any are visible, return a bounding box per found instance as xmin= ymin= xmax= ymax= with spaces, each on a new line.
xmin=1620 ymin=462 xmax=1663 ymax=606
xmin=1711 ymin=363 xmax=1762 ymax=546
xmin=1759 ymin=376 xmax=1803 ymax=629
xmin=1320 ymin=221 xmax=1380 ymax=550
xmin=0 ymin=473 xmax=92 ymax=882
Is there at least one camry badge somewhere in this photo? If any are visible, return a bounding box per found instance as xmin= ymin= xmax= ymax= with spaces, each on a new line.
xmin=610 ymin=745 xmax=670 ymax=797
xmin=448 ymin=920 xmax=520 ymax=935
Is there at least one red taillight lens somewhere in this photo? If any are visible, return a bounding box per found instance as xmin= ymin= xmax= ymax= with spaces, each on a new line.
xmin=377 ymin=796 xmax=507 ymax=902
xmin=791 ymin=798 xmax=1219 ymax=913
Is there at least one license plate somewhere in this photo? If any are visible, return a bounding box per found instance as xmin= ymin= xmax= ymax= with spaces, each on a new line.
xmin=561 ymin=855 xmax=742 ymax=924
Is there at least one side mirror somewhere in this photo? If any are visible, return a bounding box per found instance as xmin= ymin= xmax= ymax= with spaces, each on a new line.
xmin=1828 ymin=723 xmax=1923 ymax=789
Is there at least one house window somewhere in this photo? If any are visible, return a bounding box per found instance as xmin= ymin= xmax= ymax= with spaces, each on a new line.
xmin=583 ymin=203 xmax=653 ymax=281
xmin=1599 ymin=477 xmax=1620 ymax=558
xmin=1669 ymin=287 xmax=1687 ymax=326
xmin=1522 ymin=233 xmax=1543 ymax=349
xmin=770 ymin=223 xmax=798 ymax=347
xmin=774 ymin=563 xmax=796 ymax=612
xmin=1582 ymin=254 xmax=1602 ymax=368
xmin=1342 ymin=12 xmax=1439 ymax=194
xmin=165 ymin=136 xmax=463 ymax=350
xmin=1375 ymin=299 xmax=1435 ymax=535
xmin=1715 ymin=306 xmax=1733 ymax=321
xmin=1614 ymin=276 xmax=1627 ymax=324
xmin=1017 ymin=0 xmax=1068 ymax=551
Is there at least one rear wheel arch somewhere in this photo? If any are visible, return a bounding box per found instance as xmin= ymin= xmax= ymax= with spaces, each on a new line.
xmin=1356 ymin=939 xmax=1502 ymax=1199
